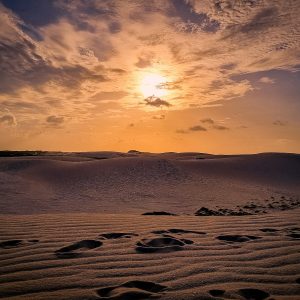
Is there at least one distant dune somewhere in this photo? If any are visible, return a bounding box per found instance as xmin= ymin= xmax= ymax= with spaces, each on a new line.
xmin=0 ymin=152 xmax=299 ymax=214
xmin=0 ymin=152 xmax=300 ymax=299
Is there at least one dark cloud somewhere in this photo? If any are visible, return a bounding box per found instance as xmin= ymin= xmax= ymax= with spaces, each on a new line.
xmin=0 ymin=9 xmax=109 ymax=94
xmin=220 ymin=63 xmax=236 ymax=71
xmin=135 ymin=57 xmax=152 ymax=68
xmin=239 ymin=7 xmax=278 ymax=34
xmin=108 ymin=21 xmax=122 ymax=34
xmin=19 ymin=23 xmax=44 ymax=42
xmin=200 ymin=118 xmax=215 ymax=124
xmin=144 ymin=96 xmax=171 ymax=107
xmin=109 ymin=68 xmax=127 ymax=74
xmin=189 ymin=125 xmax=207 ymax=131
xmin=0 ymin=114 xmax=16 ymax=126
xmin=170 ymin=0 xmax=220 ymax=33
xmin=178 ymin=119 xmax=229 ymax=133
xmin=273 ymin=120 xmax=287 ymax=126
xmin=212 ymin=124 xmax=229 ymax=130
xmin=46 ymin=115 xmax=64 ymax=126
xmin=0 ymin=35 xmax=109 ymax=93
xmin=200 ymin=118 xmax=229 ymax=130
xmin=220 ymin=6 xmax=281 ymax=41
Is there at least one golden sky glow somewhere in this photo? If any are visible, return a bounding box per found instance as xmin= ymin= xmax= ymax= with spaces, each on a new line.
xmin=0 ymin=1 xmax=299 ymax=153
xmin=140 ymin=73 xmax=168 ymax=98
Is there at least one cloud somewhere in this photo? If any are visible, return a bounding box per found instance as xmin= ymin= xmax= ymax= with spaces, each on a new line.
xmin=273 ymin=120 xmax=287 ymax=126
xmin=175 ymin=129 xmax=188 ymax=134
xmin=259 ymin=76 xmax=275 ymax=84
xmin=171 ymin=0 xmax=220 ymax=33
xmin=212 ymin=124 xmax=229 ymax=130
xmin=0 ymin=0 xmax=299 ymax=144
xmin=189 ymin=125 xmax=207 ymax=132
xmin=0 ymin=114 xmax=16 ymax=126
xmin=178 ymin=118 xmax=231 ymax=133
xmin=200 ymin=118 xmax=215 ymax=124
xmin=199 ymin=118 xmax=230 ymax=130
xmin=144 ymin=96 xmax=171 ymax=107
xmin=135 ymin=57 xmax=152 ymax=68
xmin=157 ymin=81 xmax=182 ymax=90
xmin=46 ymin=115 xmax=64 ymax=126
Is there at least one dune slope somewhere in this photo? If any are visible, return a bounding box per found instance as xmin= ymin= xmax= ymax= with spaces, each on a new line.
xmin=0 ymin=152 xmax=299 ymax=214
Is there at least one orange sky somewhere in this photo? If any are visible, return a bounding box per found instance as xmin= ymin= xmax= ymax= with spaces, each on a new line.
xmin=0 ymin=0 xmax=299 ymax=153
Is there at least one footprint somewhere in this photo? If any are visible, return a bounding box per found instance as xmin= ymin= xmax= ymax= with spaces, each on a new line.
xmin=286 ymin=227 xmax=300 ymax=239
xmin=287 ymin=233 xmax=300 ymax=239
xmin=152 ymin=228 xmax=206 ymax=235
xmin=28 ymin=239 xmax=39 ymax=243
xmin=0 ymin=239 xmax=39 ymax=249
xmin=96 ymin=280 xmax=167 ymax=299
xmin=238 ymin=288 xmax=269 ymax=300
xmin=55 ymin=239 xmax=102 ymax=258
xmin=209 ymin=289 xmax=225 ymax=297
xmin=217 ymin=235 xmax=261 ymax=243
xmin=136 ymin=237 xmax=193 ymax=253
xmin=142 ymin=211 xmax=177 ymax=216
xmin=0 ymin=240 xmax=23 ymax=249
xmin=260 ymin=228 xmax=279 ymax=233
xmin=99 ymin=233 xmax=138 ymax=239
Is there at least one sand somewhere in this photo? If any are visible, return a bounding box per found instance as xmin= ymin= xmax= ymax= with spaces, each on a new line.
xmin=0 ymin=152 xmax=300 ymax=299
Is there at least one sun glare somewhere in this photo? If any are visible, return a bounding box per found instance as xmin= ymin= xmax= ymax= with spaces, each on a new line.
xmin=140 ymin=73 xmax=168 ymax=98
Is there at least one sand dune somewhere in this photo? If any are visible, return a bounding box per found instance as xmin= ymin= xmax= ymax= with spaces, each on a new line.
xmin=0 ymin=211 xmax=300 ymax=299
xmin=0 ymin=152 xmax=300 ymax=299
xmin=0 ymin=152 xmax=299 ymax=214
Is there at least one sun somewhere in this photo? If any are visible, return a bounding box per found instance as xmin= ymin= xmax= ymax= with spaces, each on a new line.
xmin=140 ymin=73 xmax=168 ymax=98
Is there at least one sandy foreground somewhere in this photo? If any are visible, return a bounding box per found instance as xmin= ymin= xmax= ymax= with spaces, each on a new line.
xmin=0 ymin=152 xmax=300 ymax=299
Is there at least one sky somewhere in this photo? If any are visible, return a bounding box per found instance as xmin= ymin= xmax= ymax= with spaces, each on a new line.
xmin=0 ymin=0 xmax=299 ymax=154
